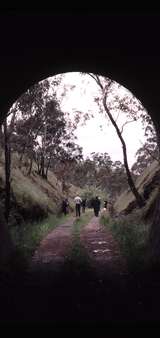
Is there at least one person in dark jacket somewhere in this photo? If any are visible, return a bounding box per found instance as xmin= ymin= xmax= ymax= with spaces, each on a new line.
xmin=93 ymin=196 xmax=101 ymax=217
xmin=81 ymin=198 xmax=87 ymax=213
xmin=62 ymin=198 xmax=69 ymax=215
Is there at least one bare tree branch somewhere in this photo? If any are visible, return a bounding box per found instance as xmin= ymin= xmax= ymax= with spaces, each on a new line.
xmin=115 ymin=111 xmax=120 ymax=123
xmin=120 ymin=119 xmax=136 ymax=134
xmin=88 ymin=73 xmax=104 ymax=90
xmin=8 ymin=110 xmax=17 ymax=137
xmin=95 ymin=75 xmax=104 ymax=90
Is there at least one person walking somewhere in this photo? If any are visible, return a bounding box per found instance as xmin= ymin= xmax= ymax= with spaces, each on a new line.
xmin=93 ymin=196 xmax=101 ymax=217
xmin=62 ymin=198 xmax=69 ymax=216
xmin=81 ymin=198 xmax=87 ymax=213
xmin=74 ymin=195 xmax=82 ymax=217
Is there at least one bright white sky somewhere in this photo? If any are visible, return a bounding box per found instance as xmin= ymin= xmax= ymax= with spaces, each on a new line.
xmin=51 ymin=72 xmax=146 ymax=168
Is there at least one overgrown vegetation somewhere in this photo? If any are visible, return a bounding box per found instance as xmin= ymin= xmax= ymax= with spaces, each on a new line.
xmin=10 ymin=213 xmax=71 ymax=263
xmin=100 ymin=212 xmax=150 ymax=271
xmin=65 ymin=211 xmax=93 ymax=268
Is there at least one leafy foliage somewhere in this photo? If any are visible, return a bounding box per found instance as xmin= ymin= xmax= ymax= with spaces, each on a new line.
xmin=67 ymin=152 xmax=129 ymax=200
xmin=2 ymin=76 xmax=82 ymax=182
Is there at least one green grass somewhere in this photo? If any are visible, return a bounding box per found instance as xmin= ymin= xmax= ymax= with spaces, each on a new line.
xmin=10 ymin=213 xmax=72 ymax=263
xmin=72 ymin=209 xmax=93 ymax=235
xmin=10 ymin=209 xmax=93 ymax=269
xmin=100 ymin=213 xmax=149 ymax=271
xmin=65 ymin=210 xmax=93 ymax=267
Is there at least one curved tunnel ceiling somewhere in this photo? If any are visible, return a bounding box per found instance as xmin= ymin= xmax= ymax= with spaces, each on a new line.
xmin=0 ymin=12 xmax=160 ymax=129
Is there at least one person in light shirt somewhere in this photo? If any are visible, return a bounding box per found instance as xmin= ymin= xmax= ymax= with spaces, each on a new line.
xmin=74 ymin=195 xmax=82 ymax=217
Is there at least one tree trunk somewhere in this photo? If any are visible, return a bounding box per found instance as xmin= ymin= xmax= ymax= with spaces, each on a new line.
xmin=4 ymin=119 xmax=11 ymax=222
xmin=102 ymin=94 xmax=145 ymax=208
xmin=27 ymin=156 xmax=33 ymax=176
xmin=37 ymin=161 xmax=41 ymax=175
xmin=0 ymin=125 xmax=3 ymax=146
xmin=40 ymin=120 xmax=47 ymax=179
xmin=19 ymin=144 xmax=26 ymax=168
xmin=123 ymin=141 xmax=145 ymax=207
xmin=45 ymin=155 xmax=52 ymax=179
xmin=88 ymin=73 xmax=144 ymax=208
xmin=41 ymin=154 xmax=45 ymax=178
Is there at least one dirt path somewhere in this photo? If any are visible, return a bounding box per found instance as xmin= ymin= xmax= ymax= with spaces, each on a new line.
xmin=2 ymin=213 xmax=146 ymax=323
xmin=27 ymin=213 xmax=130 ymax=322
xmin=1 ymin=213 xmax=158 ymax=324
xmin=32 ymin=213 xmax=127 ymax=276
xmin=80 ymin=216 xmax=127 ymax=276
xmin=32 ymin=216 xmax=75 ymax=266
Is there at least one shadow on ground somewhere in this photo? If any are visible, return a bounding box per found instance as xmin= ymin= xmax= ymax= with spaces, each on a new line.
xmin=0 ymin=258 xmax=160 ymax=327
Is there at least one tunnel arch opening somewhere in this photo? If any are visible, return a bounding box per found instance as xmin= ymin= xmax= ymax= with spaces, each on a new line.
xmin=2 ymin=70 xmax=155 ymax=272
xmin=1 ymin=12 xmax=160 ymax=324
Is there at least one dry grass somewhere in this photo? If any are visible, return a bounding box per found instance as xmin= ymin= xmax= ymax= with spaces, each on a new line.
xmin=0 ymin=150 xmax=84 ymax=222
